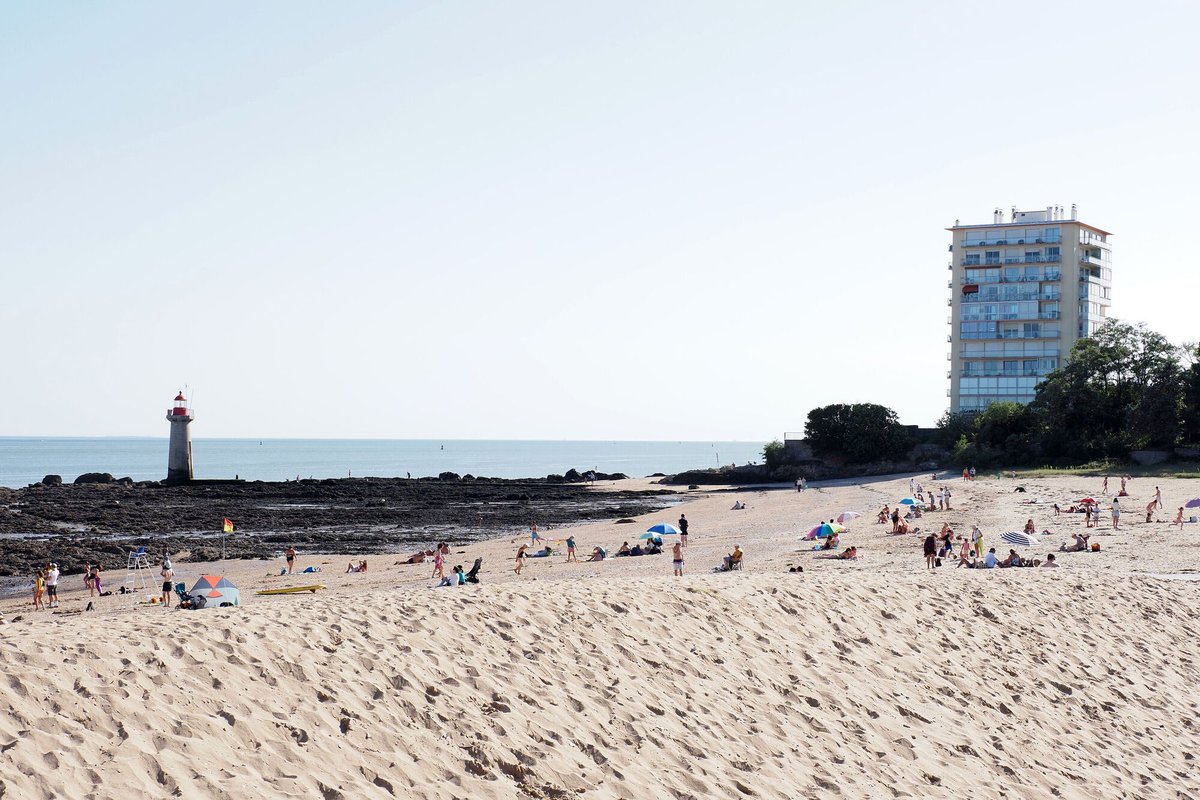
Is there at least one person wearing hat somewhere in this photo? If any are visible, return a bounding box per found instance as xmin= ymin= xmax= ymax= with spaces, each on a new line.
xmin=160 ymin=561 xmax=175 ymax=608
xmin=45 ymin=562 xmax=60 ymax=608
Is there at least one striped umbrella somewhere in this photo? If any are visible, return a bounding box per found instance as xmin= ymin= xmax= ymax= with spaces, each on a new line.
xmin=805 ymin=522 xmax=845 ymax=540
xmin=1000 ymin=531 xmax=1037 ymax=548
xmin=836 ymin=511 xmax=861 ymax=524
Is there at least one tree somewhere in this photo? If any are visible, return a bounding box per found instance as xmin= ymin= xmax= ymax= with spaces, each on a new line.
xmin=935 ymin=410 xmax=976 ymax=450
xmin=1028 ymin=320 xmax=1183 ymax=461
xmin=804 ymin=403 xmax=911 ymax=464
xmin=762 ymin=440 xmax=787 ymax=470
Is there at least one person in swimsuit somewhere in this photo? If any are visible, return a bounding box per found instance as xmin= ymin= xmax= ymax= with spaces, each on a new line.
xmin=432 ymin=548 xmax=445 ymax=580
xmin=1174 ymin=507 xmax=1186 ymax=529
xmin=90 ymin=563 xmax=103 ymax=595
xmin=672 ymin=541 xmax=684 ymax=577
xmin=514 ymin=544 xmax=528 ymax=575
xmin=160 ymin=561 xmax=175 ymax=607
xmin=33 ymin=569 xmax=46 ymax=610
xmin=285 ymin=546 xmax=297 ymax=575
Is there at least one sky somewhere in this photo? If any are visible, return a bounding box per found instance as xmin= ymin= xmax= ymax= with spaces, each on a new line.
xmin=2 ymin=0 xmax=1198 ymax=440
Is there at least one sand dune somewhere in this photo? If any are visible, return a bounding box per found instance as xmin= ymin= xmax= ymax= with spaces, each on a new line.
xmin=2 ymin=473 xmax=1198 ymax=798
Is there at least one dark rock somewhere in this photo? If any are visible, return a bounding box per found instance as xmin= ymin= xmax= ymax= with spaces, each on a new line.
xmin=648 ymin=473 xmax=666 ymax=478
xmin=438 ymin=472 xmax=460 ymax=481
xmin=615 ymin=518 xmax=636 ymax=524
xmin=42 ymin=475 xmax=63 ymax=486
xmin=563 ymin=469 xmax=584 ymax=482
xmin=74 ymin=472 xmax=115 ymax=485
xmin=546 ymin=474 xmax=564 ymax=483
xmin=688 ymin=484 xmax=699 ymax=490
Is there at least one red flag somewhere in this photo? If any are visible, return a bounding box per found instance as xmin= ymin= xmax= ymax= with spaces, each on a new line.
xmin=222 ymin=518 xmax=234 ymax=533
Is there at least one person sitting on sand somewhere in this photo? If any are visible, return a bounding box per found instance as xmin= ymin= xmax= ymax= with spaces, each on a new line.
xmin=1041 ymin=554 xmax=1059 ymax=568
xmin=346 ymin=562 xmax=359 ymax=573
xmin=1023 ymin=519 xmax=1036 ymax=535
xmin=587 ymin=546 xmax=606 ymax=562
xmin=821 ymin=532 xmax=839 ymax=551
xmin=616 ymin=542 xmax=631 ymax=556
xmin=731 ymin=501 xmax=745 ymax=510
xmin=1061 ymin=533 xmax=1090 ymax=552
xmin=1175 ymin=507 xmax=1186 ymax=530
xmin=895 ymin=517 xmax=910 ymax=535
xmin=999 ymin=549 xmax=1023 ymax=568
xmin=877 ymin=507 xmax=889 ymax=524
xmin=890 ymin=508 xmax=900 ymax=532
xmin=983 ymin=548 xmax=999 ymax=569
xmin=629 ymin=543 xmax=644 ymax=557
xmin=722 ymin=545 xmax=744 ymax=571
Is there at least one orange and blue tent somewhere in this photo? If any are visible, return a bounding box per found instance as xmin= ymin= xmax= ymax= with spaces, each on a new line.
xmin=189 ymin=575 xmax=241 ymax=607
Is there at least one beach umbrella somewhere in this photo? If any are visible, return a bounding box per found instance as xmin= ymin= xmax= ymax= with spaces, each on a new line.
xmin=1000 ymin=531 xmax=1038 ymax=548
xmin=835 ymin=511 xmax=861 ymax=524
xmin=645 ymin=523 xmax=680 ymax=535
xmin=806 ymin=522 xmax=845 ymax=540
xmin=1077 ymin=498 xmax=1096 ymax=504
xmin=1185 ymin=498 xmax=1200 ymax=509
xmin=639 ymin=532 xmax=664 ymax=540
xmin=898 ymin=498 xmax=919 ymax=506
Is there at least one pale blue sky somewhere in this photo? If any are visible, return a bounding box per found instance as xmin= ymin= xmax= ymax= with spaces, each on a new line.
xmin=3 ymin=1 xmax=1197 ymax=439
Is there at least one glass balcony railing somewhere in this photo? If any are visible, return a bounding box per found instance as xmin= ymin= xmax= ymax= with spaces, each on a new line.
xmin=960 ymin=270 xmax=1062 ymax=284
xmin=961 ymin=369 xmax=1044 ymax=378
xmin=962 ymin=236 xmax=1062 ymax=247
xmin=961 ymin=254 xmax=1061 ymax=267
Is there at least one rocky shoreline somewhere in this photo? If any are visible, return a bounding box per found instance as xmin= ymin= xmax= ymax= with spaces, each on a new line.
xmin=0 ymin=474 xmax=680 ymax=577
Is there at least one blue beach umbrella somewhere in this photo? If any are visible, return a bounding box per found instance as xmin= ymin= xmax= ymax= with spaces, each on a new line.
xmin=646 ymin=523 xmax=681 ymax=535
xmin=898 ymin=498 xmax=920 ymax=506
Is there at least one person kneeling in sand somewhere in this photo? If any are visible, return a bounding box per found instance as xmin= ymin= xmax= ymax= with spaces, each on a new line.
xmin=587 ymin=546 xmax=607 ymax=562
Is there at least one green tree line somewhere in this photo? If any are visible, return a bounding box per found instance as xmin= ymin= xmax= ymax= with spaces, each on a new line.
xmin=940 ymin=320 xmax=1200 ymax=467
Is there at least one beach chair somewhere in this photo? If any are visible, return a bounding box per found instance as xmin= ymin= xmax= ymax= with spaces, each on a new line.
xmin=464 ymin=557 xmax=482 ymax=584
xmin=128 ymin=547 xmax=150 ymax=570
xmin=731 ymin=556 xmax=744 ymax=571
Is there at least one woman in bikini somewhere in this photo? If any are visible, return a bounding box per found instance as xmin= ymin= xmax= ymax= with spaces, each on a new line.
xmin=514 ymin=544 xmax=528 ymax=575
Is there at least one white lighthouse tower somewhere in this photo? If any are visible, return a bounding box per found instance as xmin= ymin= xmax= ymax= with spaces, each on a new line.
xmin=166 ymin=390 xmax=194 ymax=482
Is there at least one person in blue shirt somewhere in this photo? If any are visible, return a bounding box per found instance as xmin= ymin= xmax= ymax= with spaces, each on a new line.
xmin=983 ymin=548 xmax=999 ymax=569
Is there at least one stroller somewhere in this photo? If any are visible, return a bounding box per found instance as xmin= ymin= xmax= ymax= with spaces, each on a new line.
xmin=464 ymin=558 xmax=482 ymax=584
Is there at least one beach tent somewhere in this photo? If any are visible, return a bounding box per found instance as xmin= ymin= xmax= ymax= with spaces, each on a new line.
xmin=190 ymin=575 xmax=241 ymax=607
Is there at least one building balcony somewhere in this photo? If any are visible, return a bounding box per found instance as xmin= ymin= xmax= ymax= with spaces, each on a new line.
xmin=1080 ymin=253 xmax=1106 ymax=268
xmin=960 ymin=236 xmax=1062 ymax=248
xmin=960 ymin=271 xmax=1062 ymax=285
xmin=961 ymin=254 xmax=1061 ymax=267
xmin=960 ymin=332 xmax=1060 ymax=340
xmin=960 ymin=369 xmax=1044 ymax=378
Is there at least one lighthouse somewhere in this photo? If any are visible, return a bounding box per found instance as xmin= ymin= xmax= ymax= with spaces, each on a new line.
xmin=166 ymin=391 xmax=194 ymax=482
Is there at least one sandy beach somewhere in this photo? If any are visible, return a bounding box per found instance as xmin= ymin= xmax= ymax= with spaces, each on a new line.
xmin=2 ymin=472 xmax=1198 ymax=799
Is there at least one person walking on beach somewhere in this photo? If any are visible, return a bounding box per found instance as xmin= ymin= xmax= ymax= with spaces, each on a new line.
xmin=514 ymin=544 xmax=528 ymax=575
xmin=530 ymin=522 xmax=540 ymax=544
xmin=1155 ymin=486 xmax=1163 ymax=509
xmin=678 ymin=514 xmax=689 ymax=547
xmin=1111 ymin=497 xmax=1121 ymax=529
xmin=89 ymin=563 xmax=103 ymax=596
xmin=1102 ymin=476 xmax=1109 ymax=494
xmin=285 ymin=546 xmax=296 ymax=574
xmin=672 ymin=541 xmax=684 ymax=577
xmin=1174 ymin=507 xmax=1186 ymax=529
xmin=566 ymin=535 xmax=577 ymax=562
xmin=160 ymin=561 xmax=175 ymax=607
xmin=45 ymin=562 xmax=60 ymax=608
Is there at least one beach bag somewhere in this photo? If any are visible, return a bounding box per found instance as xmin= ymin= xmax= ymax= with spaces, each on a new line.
xmin=935 ymin=558 xmax=942 ymax=567
xmin=1090 ymin=543 xmax=1101 ymax=552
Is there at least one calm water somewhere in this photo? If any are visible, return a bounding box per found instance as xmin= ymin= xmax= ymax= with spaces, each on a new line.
xmin=0 ymin=438 xmax=765 ymax=488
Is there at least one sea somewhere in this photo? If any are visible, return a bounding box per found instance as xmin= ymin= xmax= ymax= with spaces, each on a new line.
xmin=0 ymin=438 xmax=766 ymax=489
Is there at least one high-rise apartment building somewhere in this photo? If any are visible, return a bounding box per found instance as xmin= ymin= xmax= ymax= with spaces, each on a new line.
xmin=947 ymin=205 xmax=1112 ymax=413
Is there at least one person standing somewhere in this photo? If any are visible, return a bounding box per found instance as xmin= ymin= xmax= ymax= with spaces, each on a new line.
xmin=285 ymin=546 xmax=297 ymax=574
xmin=1102 ymin=476 xmax=1109 ymax=494
xmin=514 ymin=544 xmax=528 ymax=575
xmin=678 ymin=514 xmax=689 ymax=547
xmin=566 ymin=535 xmax=577 ymax=562
xmin=909 ymin=477 xmax=915 ymax=496
xmin=45 ymin=562 xmax=60 ymax=608
xmin=972 ymin=525 xmax=984 ymax=559
xmin=432 ymin=545 xmax=445 ymax=580
xmin=33 ymin=569 xmax=46 ymax=610
xmin=530 ymin=522 xmax=540 ymax=544
xmin=672 ymin=541 xmax=684 ymax=577
xmin=923 ymin=533 xmax=937 ymax=569
xmin=90 ymin=563 xmax=103 ymax=596
xmin=160 ymin=561 xmax=175 ymax=607
xmin=1155 ymin=486 xmax=1163 ymax=509
xmin=1111 ymin=497 xmax=1120 ymax=529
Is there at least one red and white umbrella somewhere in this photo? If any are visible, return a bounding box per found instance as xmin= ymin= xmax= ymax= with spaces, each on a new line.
xmin=836 ymin=511 xmax=861 ymax=525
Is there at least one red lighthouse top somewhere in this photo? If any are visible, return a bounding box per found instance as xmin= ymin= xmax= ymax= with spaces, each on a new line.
xmin=171 ymin=391 xmax=190 ymax=416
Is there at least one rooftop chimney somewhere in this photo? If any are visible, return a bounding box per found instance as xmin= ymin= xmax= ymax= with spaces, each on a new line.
xmin=1071 ymin=203 xmax=1077 ymax=220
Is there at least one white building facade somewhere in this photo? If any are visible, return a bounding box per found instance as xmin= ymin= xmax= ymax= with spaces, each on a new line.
xmin=947 ymin=205 xmax=1112 ymax=413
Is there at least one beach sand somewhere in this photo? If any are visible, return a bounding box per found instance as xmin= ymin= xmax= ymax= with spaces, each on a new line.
xmin=1 ymin=472 xmax=1197 ymax=798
